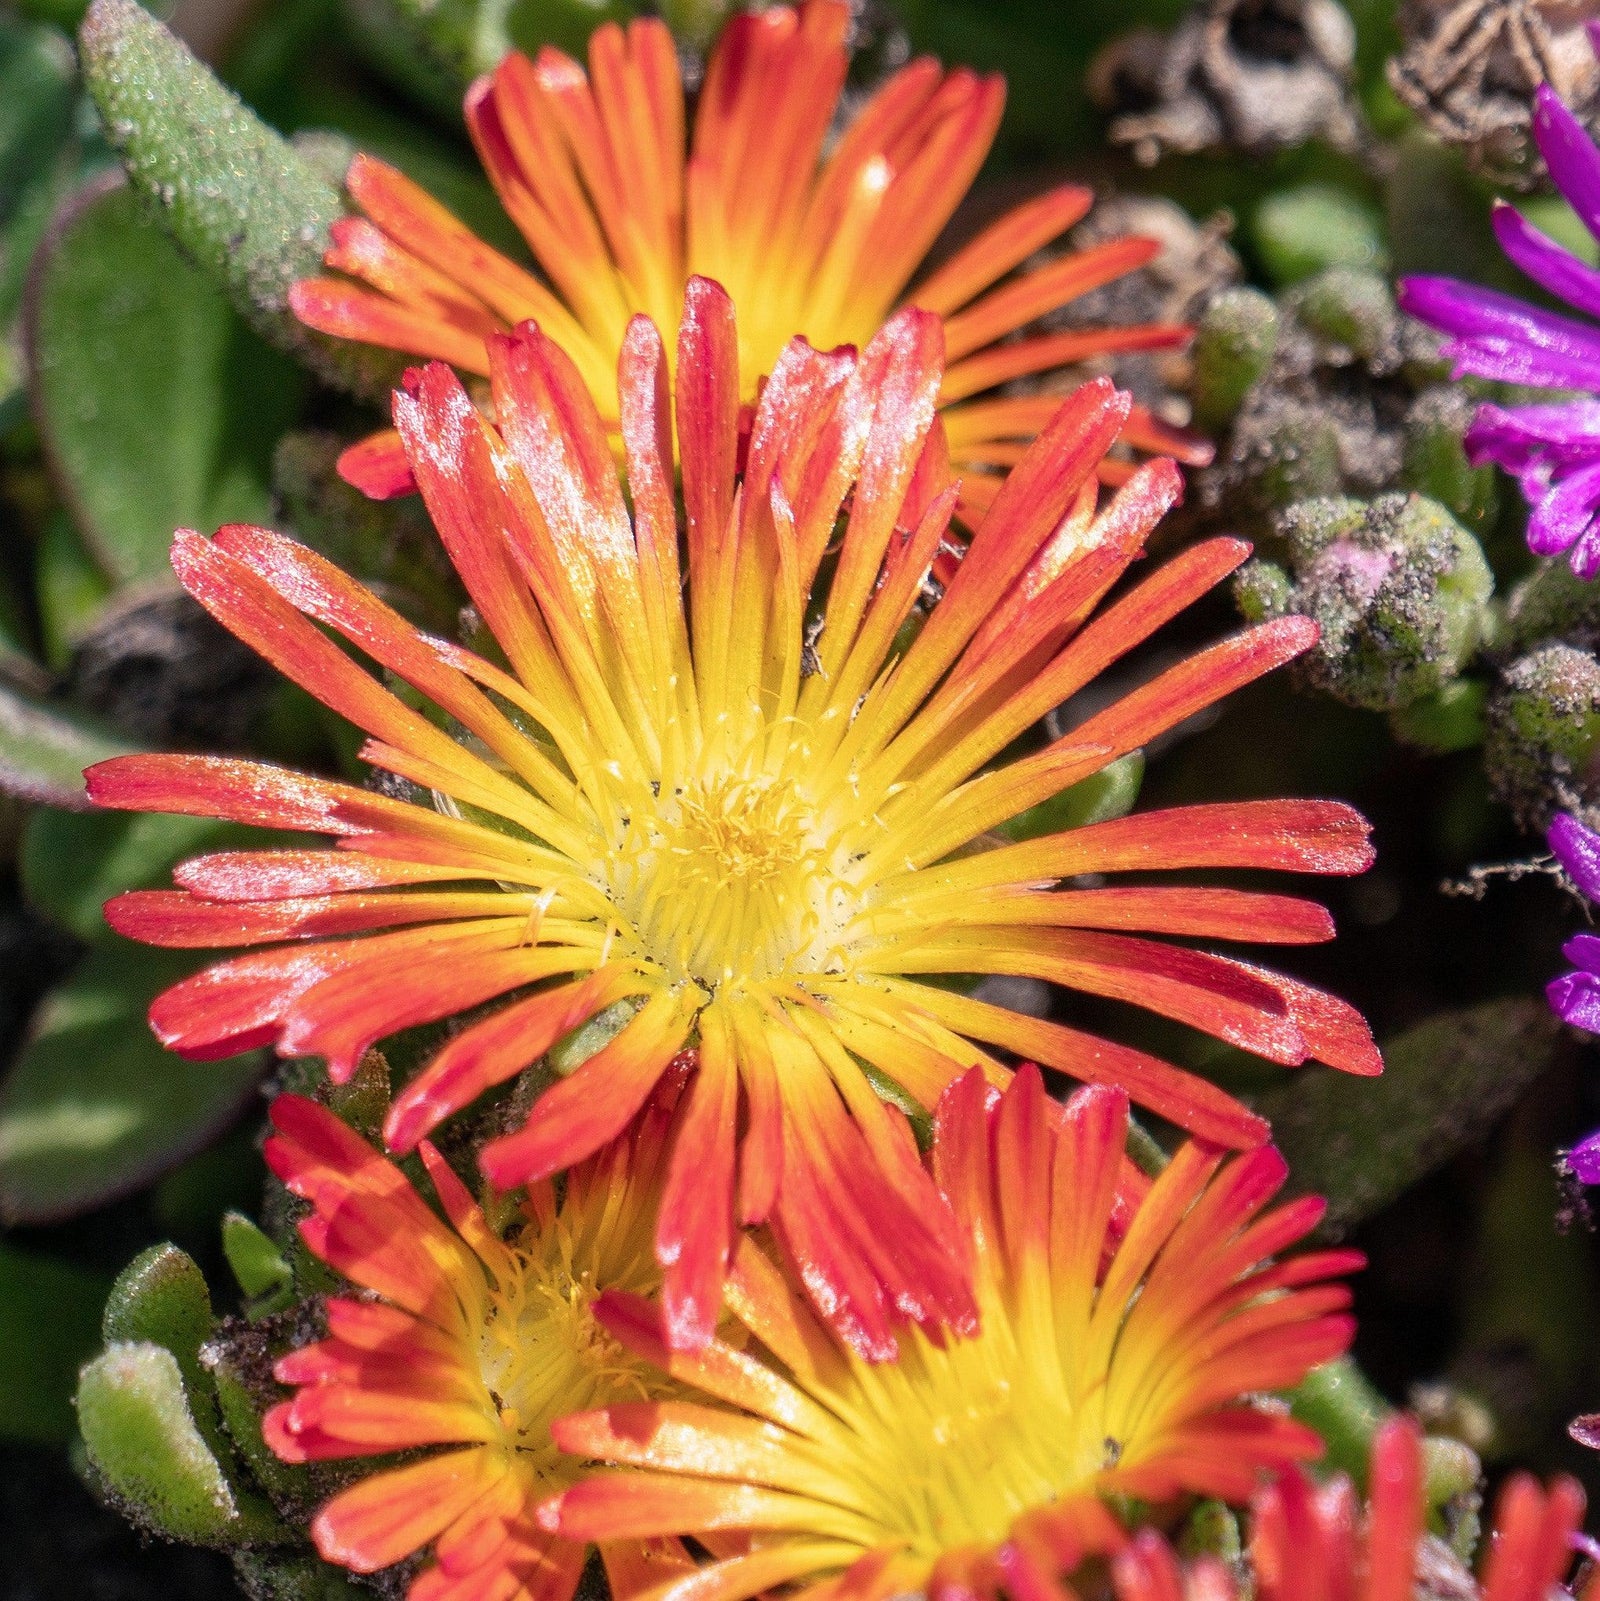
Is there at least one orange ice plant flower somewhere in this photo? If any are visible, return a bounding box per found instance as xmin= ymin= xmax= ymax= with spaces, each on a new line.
xmin=540 ymin=1065 xmax=1362 ymax=1601
xmin=289 ymin=0 xmax=1206 ymax=513
xmin=87 ymin=279 xmax=1377 ymax=1362
xmin=259 ymin=1086 xmax=694 ymax=1601
xmin=1106 ymin=1416 xmax=1597 ymax=1601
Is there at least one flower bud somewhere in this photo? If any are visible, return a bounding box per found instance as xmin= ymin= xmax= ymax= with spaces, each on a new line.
xmin=1190 ymin=286 xmax=1278 ymax=430
xmin=1240 ymin=493 xmax=1493 ymax=711
xmin=1401 ymin=385 xmax=1498 ymax=532
xmin=1286 ymin=266 xmax=1396 ymax=362
xmin=1504 ymin=558 xmax=1600 ymax=654
xmin=1485 ymin=644 xmax=1600 ymax=829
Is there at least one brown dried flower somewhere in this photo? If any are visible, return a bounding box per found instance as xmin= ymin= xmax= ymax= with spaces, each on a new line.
xmin=1389 ymin=0 xmax=1600 ymax=190
xmin=1091 ymin=0 xmax=1365 ymax=164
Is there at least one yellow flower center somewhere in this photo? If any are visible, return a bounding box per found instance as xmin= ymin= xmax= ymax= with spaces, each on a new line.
xmin=810 ymin=1294 xmax=1131 ymax=1560
xmin=604 ymin=768 xmax=866 ymax=990
xmin=476 ymin=1216 xmax=666 ymax=1478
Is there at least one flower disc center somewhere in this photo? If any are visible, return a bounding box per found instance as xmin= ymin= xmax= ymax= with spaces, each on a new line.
xmin=477 ymin=1223 xmax=663 ymax=1473
xmin=835 ymin=1320 xmax=1122 ymax=1559
xmin=607 ymin=770 xmax=858 ymax=990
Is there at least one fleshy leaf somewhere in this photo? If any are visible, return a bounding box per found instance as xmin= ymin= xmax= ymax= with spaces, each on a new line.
xmin=207 ymin=1336 xmax=308 ymax=1503
xmin=77 ymin=0 xmax=400 ymax=398
xmin=20 ymin=810 xmax=283 ymax=943
xmin=1254 ymin=185 xmax=1389 ymax=287
xmin=0 ymin=944 xmax=265 ymax=1224
xmin=0 ymin=678 xmax=133 ymax=809
xmin=995 ymin=751 xmax=1145 ymax=842
xmin=346 ymin=0 xmax=635 ymax=87
xmin=0 ymin=13 xmax=81 ymax=384
xmin=1291 ymin=1357 xmax=1482 ymax=1538
xmin=231 ymin=1553 xmax=362 ymax=1601
xmin=1260 ymin=997 xmax=1569 ymax=1234
xmin=99 ymin=1240 xmax=250 ymax=1492
xmin=221 ymin=1212 xmax=293 ymax=1312
xmin=102 ymin=1244 xmax=213 ymax=1395
xmin=27 ymin=177 xmax=306 ymax=584
xmin=33 ymin=509 xmax=114 ymax=670
xmin=76 ymin=1341 xmax=280 ymax=1547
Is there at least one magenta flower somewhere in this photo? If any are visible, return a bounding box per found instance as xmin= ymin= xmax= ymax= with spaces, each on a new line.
xmin=1548 ymin=812 xmax=1600 ymax=1183
xmin=1399 ymin=44 xmax=1600 ymax=579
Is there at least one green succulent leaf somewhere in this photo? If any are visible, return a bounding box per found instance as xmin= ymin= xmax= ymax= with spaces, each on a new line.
xmin=76 ymin=1341 xmax=282 ymax=1547
xmin=221 ymin=1212 xmax=294 ymax=1313
xmin=0 ymin=943 xmax=265 ymax=1225
xmin=1291 ymin=1357 xmax=1483 ymax=1548
xmin=33 ymin=509 xmax=115 ymax=670
xmin=1288 ymin=1357 xmax=1390 ymax=1484
xmin=102 ymin=1241 xmax=242 ymax=1472
xmin=1253 ymin=185 xmax=1388 ymax=287
xmin=1190 ymin=288 xmax=1279 ymax=434
xmin=20 ymin=809 xmax=287 ymax=943
xmin=549 ymin=998 xmax=643 ymax=1078
xmin=207 ymin=1342 xmax=307 ymax=1505
xmin=283 ymin=81 xmax=522 ymax=256
xmin=0 ymin=13 xmax=83 ymax=358
xmin=995 ymin=751 xmax=1145 ymax=842
xmin=77 ymin=0 xmax=399 ymax=397
xmin=0 ymin=1242 xmax=110 ymax=1443
xmin=343 ymin=0 xmax=634 ymax=90
xmin=0 ymin=678 xmax=134 ymax=809
xmin=0 ymin=13 xmax=76 ymax=207
xmin=27 ymin=177 xmax=306 ymax=585
xmin=1260 ymin=997 xmax=1568 ymax=1236
xmin=103 ymin=1244 xmax=213 ymax=1392
xmin=231 ymin=1552 xmax=362 ymax=1601
xmin=1389 ymin=679 xmax=1488 ymax=755
xmin=502 ymin=0 xmax=639 ymax=62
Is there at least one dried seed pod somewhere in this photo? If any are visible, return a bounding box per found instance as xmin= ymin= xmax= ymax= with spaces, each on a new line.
xmin=1388 ymin=0 xmax=1600 ymax=189
xmin=1091 ymin=0 xmax=1365 ymax=164
xmin=67 ymin=588 xmax=270 ymax=748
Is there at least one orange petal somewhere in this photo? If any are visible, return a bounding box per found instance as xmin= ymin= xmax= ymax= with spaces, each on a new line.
xmin=104 ymin=886 xmax=520 ymax=948
xmin=172 ymin=848 xmax=494 ymax=903
xmin=338 ymin=429 xmax=417 ymax=499
xmin=543 ymin=1472 xmax=828 ymax=1542
xmin=290 ymin=278 xmax=492 ymax=374
xmin=657 ymin=1011 xmax=740 ymax=1350
xmin=479 ymin=987 xmax=696 ymax=1187
xmin=313 ymin=1448 xmax=503 ymax=1572
xmin=385 ymin=967 xmax=647 ymax=1152
xmin=910 ymin=184 xmax=1092 ymax=317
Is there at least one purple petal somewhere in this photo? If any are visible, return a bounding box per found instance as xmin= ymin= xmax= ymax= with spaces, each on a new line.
xmin=1571 ymin=516 xmax=1600 ymax=580
xmin=1492 ymin=200 xmax=1600 ymax=321
xmin=1548 ymin=968 xmax=1600 ymax=1031
xmin=1465 ymin=400 xmax=1600 ymax=474
xmin=1533 ymin=84 xmax=1600 ymax=244
xmin=1397 ymin=276 xmax=1520 ymax=339
xmin=1444 ymin=334 xmax=1600 ymax=393
xmin=1565 ymin=931 xmax=1600 ymax=973
xmin=1399 ymin=275 xmax=1600 ymax=364
xmin=1518 ymin=465 xmax=1554 ymax=510
xmin=1528 ymin=459 xmax=1600 ymax=560
xmin=1567 ymin=1127 xmax=1600 ymax=1185
xmin=1550 ymin=811 xmax=1600 ymax=901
